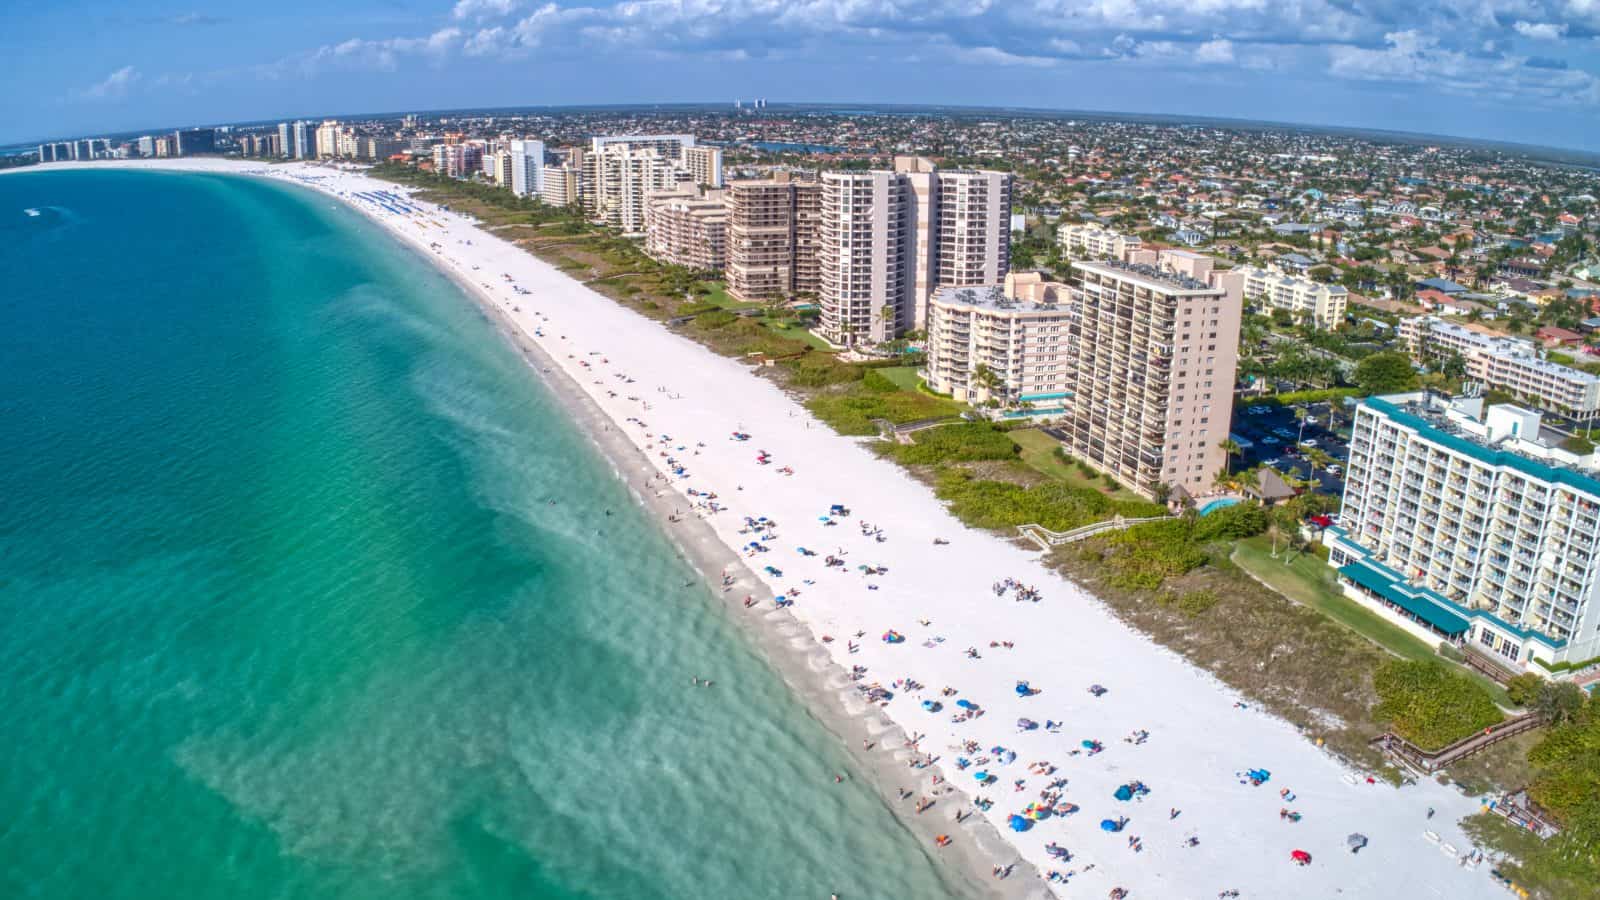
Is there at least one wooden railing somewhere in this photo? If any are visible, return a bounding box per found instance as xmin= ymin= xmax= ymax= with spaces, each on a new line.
xmin=1371 ymin=713 xmax=1544 ymax=774
xmin=1017 ymin=516 xmax=1174 ymax=550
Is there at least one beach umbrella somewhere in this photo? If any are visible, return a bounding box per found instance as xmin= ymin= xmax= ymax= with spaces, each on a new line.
xmin=1100 ymin=819 xmax=1122 ymax=833
xmin=1015 ymin=682 xmax=1030 ymax=696
xmin=1291 ymin=849 xmax=1312 ymax=864
xmin=1347 ymin=833 xmax=1368 ymax=853
xmin=1008 ymin=815 xmax=1031 ymax=832
xmin=974 ymin=771 xmax=990 ymax=782
xmin=1081 ymin=740 xmax=1098 ymax=749
xmin=956 ymin=699 xmax=976 ymax=710
xmin=1114 ymin=785 xmax=1134 ymax=802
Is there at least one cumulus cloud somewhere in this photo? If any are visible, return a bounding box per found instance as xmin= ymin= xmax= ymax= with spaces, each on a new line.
xmin=1194 ymin=38 xmax=1235 ymax=63
xmin=452 ymin=0 xmax=518 ymax=20
xmin=78 ymin=66 xmax=140 ymax=100
xmin=1513 ymin=20 xmax=1567 ymax=39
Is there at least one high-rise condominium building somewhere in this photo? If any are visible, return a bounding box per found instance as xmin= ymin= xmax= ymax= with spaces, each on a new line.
xmin=314 ymin=121 xmax=341 ymax=158
xmin=277 ymin=123 xmax=294 ymax=158
xmin=1058 ymin=222 xmax=1142 ymax=262
xmin=683 ymin=146 xmax=724 ymax=188
xmin=508 ymin=139 xmax=545 ymax=198
xmin=1230 ymin=264 xmax=1348 ymax=329
xmin=589 ymin=134 xmax=694 ymax=162
xmin=540 ymin=166 xmax=580 ymax=208
xmin=589 ymin=146 xmax=686 ymax=234
xmin=292 ymin=121 xmax=318 ymax=160
xmin=174 ymin=128 xmax=216 ymax=157
xmin=74 ymin=139 xmax=94 ymax=160
xmin=815 ymin=158 xmax=1013 ymax=345
xmin=819 ymin=170 xmax=913 ymax=345
xmin=1056 ymin=255 xmax=1241 ymax=498
xmin=1327 ymin=392 xmax=1600 ymax=671
xmin=432 ymin=143 xmax=484 ymax=179
xmin=724 ymin=174 xmax=822 ymax=303
xmin=362 ymin=137 xmax=405 ymax=161
xmin=643 ymin=187 xmax=728 ymax=272
xmin=925 ymin=272 xmax=1073 ymax=415
xmin=1401 ymin=316 xmax=1600 ymax=422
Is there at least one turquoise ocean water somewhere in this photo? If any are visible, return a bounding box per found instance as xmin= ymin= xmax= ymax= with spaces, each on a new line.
xmin=0 ymin=170 xmax=960 ymax=900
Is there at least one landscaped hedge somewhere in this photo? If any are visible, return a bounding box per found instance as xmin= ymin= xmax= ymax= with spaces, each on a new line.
xmin=1372 ymin=659 xmax=1504 ymax=751
xmin=1244 ymin=387 xmax=1363 ymax=408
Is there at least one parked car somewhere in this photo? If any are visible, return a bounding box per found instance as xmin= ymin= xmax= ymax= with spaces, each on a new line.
xmin=1261 ymin=436 xmax=1281 ymax=445
xmin=1301 ymin=439 xmax=1319 ymax=448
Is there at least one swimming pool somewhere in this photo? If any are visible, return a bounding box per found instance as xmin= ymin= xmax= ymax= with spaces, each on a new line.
xmin=1199 ymin=497 xmax=1241 ymax=515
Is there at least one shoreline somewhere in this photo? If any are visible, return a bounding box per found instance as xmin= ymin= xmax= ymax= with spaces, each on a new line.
xmin=420 ymin=213 xmax=1046 ymax=900
xmin=11 ymin=159 xmax=1507 ymax=899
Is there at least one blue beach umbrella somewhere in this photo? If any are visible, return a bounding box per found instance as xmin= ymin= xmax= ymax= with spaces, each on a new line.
xmin=1008 ymin=815 xmax=1031 ymax=832
xmin=1100 ymin=819 xmax=1122 ymax=833
xmin=956 ymin=699 xmax=976 ymax=710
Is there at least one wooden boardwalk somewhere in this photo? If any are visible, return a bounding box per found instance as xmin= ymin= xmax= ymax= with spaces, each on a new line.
xmin=1371 ymin=713 xmax=1543 ymax=776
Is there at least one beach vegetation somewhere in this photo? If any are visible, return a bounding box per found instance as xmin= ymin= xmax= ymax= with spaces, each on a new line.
xmin=1371 ymin=659 xmax=1504 ymax=751
xmin=881 ymin=423 xmax=1019 ymax=466
xmin=933 ymin=469 xmax=1162 ymax=533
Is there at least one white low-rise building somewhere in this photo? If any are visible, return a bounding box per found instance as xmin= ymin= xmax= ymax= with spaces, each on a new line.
xmin=1329 ymin=391 xmax=1600 ymax=673
xmin=925 ymin=273 xmax=1072 ymax=414
xmin=1057 ymin=222 xmax=1141 ymax=261
xmin=1401 ymin=316 xmax=1600 ymax=422
xmin=1231 ymin=264 xmax=1347 ymax=329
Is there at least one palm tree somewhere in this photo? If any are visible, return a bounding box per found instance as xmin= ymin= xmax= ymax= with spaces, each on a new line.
xmin=1294 ymin=406 xmax=1311 ymax=445
xmin=973 ymin=363 xmax=1002 ymax=401
xmin=1219 ymin=438 xmax=1241 ymax=476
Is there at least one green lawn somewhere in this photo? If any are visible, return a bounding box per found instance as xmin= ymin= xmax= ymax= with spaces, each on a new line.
xmin=1232 ymin=536 xmax=1513 ymax=706
xmin=1009 ymin=429 xmax=1147 ymax=502
xmin=874 ymin=365 xmax=924 ymax=392
xmin=766 ymin=319 xmax=832 ymax=350
xmin=698 ymin=280 xmax=766 ymax=311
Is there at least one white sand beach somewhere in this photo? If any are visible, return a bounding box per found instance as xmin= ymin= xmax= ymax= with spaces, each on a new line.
xmin=30 ymin=159 xmax=1509 ymax=899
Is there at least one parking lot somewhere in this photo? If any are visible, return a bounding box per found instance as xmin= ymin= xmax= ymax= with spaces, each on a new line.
xmin=1230 ymin=400 xmax=1349 ymax=497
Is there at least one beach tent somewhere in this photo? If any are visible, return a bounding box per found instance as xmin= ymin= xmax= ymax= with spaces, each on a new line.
xmin=1347 ymin=833 xmax=1368 ymax=853
xmin=1099 ymin=819 xmax=1123 ymax=833
xmin=1114 ymin=785 xmax=1134 ymax=802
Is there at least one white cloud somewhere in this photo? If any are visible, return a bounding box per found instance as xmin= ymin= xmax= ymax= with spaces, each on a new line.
xmin=1194 ymin=38 xmax=1235 ymax=63
xmin=1513 ymin=20 xmax=1567 ymax=39
xmin=954 ymin=45 xmax=1061 ymax=66
xmin=452 ymin=0 xmax=518 ymax=20
xmin=79 ymin=66 xmax=140 ymax=100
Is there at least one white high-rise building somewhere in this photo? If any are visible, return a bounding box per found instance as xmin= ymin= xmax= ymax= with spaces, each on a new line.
xmin=818 ymin=170 xmax=913 ymax=345
xmin=292 ymin=121 xmax=317 ymax=159
xmin=277 ymin=123 xmax=293 ymax=158
xmin=590 ymin=146 xmax=686 ymax=233
xmin=589 ymin=134 xmax=693 ymax=162
xmin=816 ymin=159 xmax=1013 ymax=344
xmin=925 ymin=273 xmax=1073 ymax=415
xmin=509 ymin=139 xmax=546 ymax=198
xmin=1328 ymin=391 xmax=1600 ymax=671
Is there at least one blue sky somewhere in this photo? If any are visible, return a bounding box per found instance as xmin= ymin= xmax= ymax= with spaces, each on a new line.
xmin=6 ymin=0 xmax=1600 ymax=149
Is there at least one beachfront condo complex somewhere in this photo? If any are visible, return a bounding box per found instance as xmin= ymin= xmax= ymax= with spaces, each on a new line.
xmin=1328 ymin=391 xmax=1600 ymax=673
xmin=815 ymin=157 xmax=1013 ymax=346
xmin=586 ymin=145 xmax=689 ymax=234
xmin=508 ymin=139 xmax=546 ymax=198
xmin=724 ymin=174 xmax=822 ymax=303
xmin=925 ymin=272 xmax=1072 ymax=415
xmin=1057 ymin=256 xmax=1241 ymax=499
xmin=1401 ymin=316 xmax=1600 ymax=422
xmin=643 ymin=186 xmax=729 ymax=272
xmin=926 ymin=254 xmax=1241 ymax=499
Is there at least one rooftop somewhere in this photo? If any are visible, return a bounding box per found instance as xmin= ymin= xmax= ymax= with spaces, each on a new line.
xmin=931 ymin=283 xmax=1062 ymax=313
xmin=1073 ymin=258 xmax=1222 ymax=294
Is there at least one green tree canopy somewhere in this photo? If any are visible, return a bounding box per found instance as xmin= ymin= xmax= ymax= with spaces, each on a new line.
xmin=1354 ymin=351 xmax=1419 ymax=395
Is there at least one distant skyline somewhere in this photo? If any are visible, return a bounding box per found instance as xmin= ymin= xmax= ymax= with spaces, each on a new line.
xmin=7 ymin=0 xmax=1600 ymax=150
